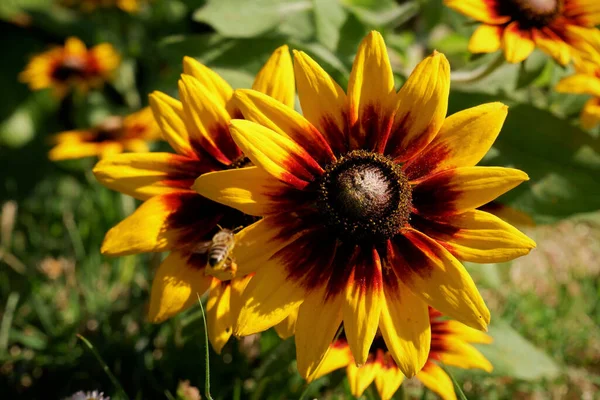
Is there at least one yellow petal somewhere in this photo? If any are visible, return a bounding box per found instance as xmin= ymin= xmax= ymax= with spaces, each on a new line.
xmin=443 ymin=320 xmax=493 ymax=344
xmin=178 ymin=74 xmax=240 ymax=165
xmin=502 ymin=21 xmax=535 ymax=64
xmin=438 ymin=336 xmax=493 ymax=372
xmin=252 ymin=45 xmax=295 ymax=108
xmin=182 ymin=56 xmax=233 ymax=108
xmin=296 ymin=288 xmax=343 ymax=379
xmin=49 ymin=142 xmax=105 ymax=160
xmin=148 ymin=251 xmax=212 ymax=323
xmin=293 ymin=49 xmax=348 ymax=154
xmin=346 ymin=361 xmax=380 ymax=398
xmin=233 ymin=89 xmax=335 ymax=165
xmin=581 ymin=97 xmax=600 ymax=130
xmin=308 ymin=340 xmax=353 ymax=381
xmin=94 ymin=152 xmax=204 ymax=201
xmin=417 ymin=362 xmax=457 ymax=400
xmin=64 ymin=37 xmax=87 ymax=55
xmin=347 ymin=31 xmax=396 ymax=150
xmin=403 ymin=102 xmax=508 ymax=180
xmin=412 ymin=167 xmax=529 ymax=216
xmin=149 ymin=91 xmax=194 ymax=158
xmin=444 ymin=0 xmax=510 ymax=24
xmin=468 ymin=24 xmax=503 ymax=54
xmin=206 ymin=279 xmax=233 ymax=354
xmin=413 ymin=209 xmax=536 ymax=263
xmin=387 ymin=52 xmax=450 ymax=162
xmin=274 ymin=305 xmax=298 ymax=339
xmin=229 ymin=274 xmax=253 ymax=321
xmin=556 ymin=74 xmax=600 ymax=97
xmin=394 ymin=230 xmax=490 ymax=331
xmin=228 ymin=119 xmax=323 ymax=189
xmin=374 ymin=363 xmax=404 ymax=400
xmin=532 ymin=28 xmax=571 ymax=66
xmin=379 ymin=279 xmax=430 ymax=378
xmin=193 ymin=166 xmax=291 ymax=217
xmin=563 ymin=0 xmax=600 ymax=26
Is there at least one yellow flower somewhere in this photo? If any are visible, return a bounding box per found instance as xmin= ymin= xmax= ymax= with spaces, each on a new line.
xmin=310 ymin=308 xmax=493 ymax=400
xmin=444 ymin=0 xmax=600 ymax=65
xmin=93 ymin=46 xmax=294 ymax=353
xmin=20 ymin=37 xmax=120 ymax=98
xmin=49 ymin=107 xmax=160 ymax=161
xmin=555 ymin=56 xmax=600 ymax=129
xmin=60 ymin=0 xmax=141 ymax=13
xmin=194 ymin=31 xmax=535 ymax=376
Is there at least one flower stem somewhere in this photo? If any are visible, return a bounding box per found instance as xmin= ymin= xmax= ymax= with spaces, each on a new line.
xmin=451 ymin=53 xmax=506 ymax=85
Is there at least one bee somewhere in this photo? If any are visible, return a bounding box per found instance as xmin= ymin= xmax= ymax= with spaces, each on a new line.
xmin=194 ymin=227 xmax=238 ymax=281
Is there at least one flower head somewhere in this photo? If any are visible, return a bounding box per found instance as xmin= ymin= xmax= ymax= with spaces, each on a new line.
xmin=194 ymin=31 xmax=535 ymax=376
xmin=49 ymin=107 xmax=160 ymax=161
xmin=64 ymin=390 xmax=110 ymax=400
xmin=445 ymin=0 xmax=600 ymax=64
xmin=310 ymin=308 xmax=493 ymax=400
xmin=94 ymin=46 xmax=294 ymax=353
xmin=20 ymin=37 xmax=120 ymax=97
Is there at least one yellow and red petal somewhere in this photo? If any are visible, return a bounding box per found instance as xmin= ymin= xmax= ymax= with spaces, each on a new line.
xmin=391 ymin=230 xmax=490 ymax=331
xmin=417 ymin=362 xmax=457 ymax=400
xmin=233 ymin=89 xmax=335 ymax=166
xmin=179 ymin=75 xmax=241 ymax=165
xmin=468 ymin=24 xmax=503 ymax=54
xmin=412 ymin=167 xmax=529 ymax=217
xmin=206 ymin=279 xmax=233 ymax=354
xmin=293 ymin=50 xmax=348 ymax=154
xmin=149 ymin=91 xmax=195 ymax=158
xmin=378 ymin=276 xmax=430 ymax=378
xmin=308 ymin=339 xmax=353 ymax=381
xmin=374 ymin=361 xmax=404 ymax=400
xmin=148 ymin=251 xmax=212 ymax=323
xmin=101 ymin=191 xmax=222 ymax=256
xmin=346 ymin=361 xmax=380 ymax=398
xmin=411 ymin=210 xmax=535 ymax=263
xmin=580 ymin=97 xmax=600 ymax=129
xmin=555 ymin=73 xmax=600 ymax=97
xmin=386 ymin=52 xmax=450 ymax=162
xmin=182 ymin=56 xmax=233 ymax=108
xmin=347 ymin=31 xmax=396 ymax=151
xmin=435 ymin=336 xmax=493 ymax=372
xmin=252 ymin=45 xmax=295 ymax=108
xmin=342 ymin=248 xmax=383 ymax=366
xmin=228 ymin=119 xmax=323 ymax=189
xmin=274 ymin=306 xmax=298 ymax=339
xmin=94 ymin=152 xmax=212 ymax=201
xmin=403 ymin=102 xmax=508 ymax=180
xmin=296 ymin=288 xmax=344 ymax=379
xmin=444 ymin=0 xmax=510 ymax=24
xmin=503 ymin=21 xmax=535 ymax=64
xmin=563 ymin=0 xmax=600 ymax=26
xmin=532 ymin=27 xmax=571 ymax=66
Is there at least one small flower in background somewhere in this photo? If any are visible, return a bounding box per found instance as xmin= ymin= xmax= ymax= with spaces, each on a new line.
xmin=19 ymin=37 xmax=120 ymax=98
xmin=60 ymin=0 xmax=141 ymax=13
xmin=64 ymin=390 xmax=110 ymax=400
xmin=444 ymin=0 xmax=600 ymax=64
xmin=194 ymin=31 xmax=535 ymax=379
xmin=176 ymin=380 xmax=201 ymax=400
xmin=93 ymin=46 xmax=294 ymax=354
xmin=49 ymin=107 xmax=160 ymax=161
xmin=310 ymin=308 xmax=493 ymax=400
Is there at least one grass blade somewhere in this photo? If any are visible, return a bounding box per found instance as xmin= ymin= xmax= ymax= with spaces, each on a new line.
xmin=197 ymin=294 xmax=213 ymax=400
xmin=0 ymin=292 xmax=19 ymax=354
xmin=440 ymin=365 xmax=469 ymax=400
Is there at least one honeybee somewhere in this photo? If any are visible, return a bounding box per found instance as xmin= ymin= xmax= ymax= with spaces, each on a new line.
xmin=194 ymin=227 xmax=238 ymax=281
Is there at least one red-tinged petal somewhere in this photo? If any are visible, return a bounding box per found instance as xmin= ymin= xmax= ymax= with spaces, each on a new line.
xmin=532 ymin=27 xmax=571 ymax=66
xmin=101 ymin=192 xmax=222 ymax=256
xmin=94 ymin=152 xmax=213 ymax=201
xmin=403 ymin=103 xmax=508 ymax=181
xmin=233 ymin=89 xmax=335 ymax=166
xmin=412 ymin=167 xmax=529 ymax=217
xmin=293 ymin=49 xmax=348 ymax=154
xmin=252 ymin=45 xmax=295 ymax=108
xmin=182 ymin=56 xmax=233 ymax=108
xmin=149 ymin=91 xmax=195 ymax=158
xmin=503 ymin=21 xmax=535 ymax=64
xmin=308 ymin=339 xmax=353 ymax=381
xmin=468 ymin=24 xmax=503 ymax=54
xmin=296 ymin=288 xmax=343 ymax=379
xmin=148 ymin=251 xmax=212 ymax=323
xmin=228 ymin=119 xmax=323 ymax=189
xmin=343 ymin=248 xmax=383 ymax=365
xmin=206 ymin=279 xmax=233 ymax=354
xmin=386 ymin=52 xmax=450 ymax=162
xmin=347 ymin=31 xmax=396 ymax=151
xmin=391 ymin=230 xmax=490 ymax=331
xmin=411 ymin=210 xmax=536 ymax=263
xmin=374 ymin=360 xmax=404 ymax=400
xmin=563 ymin=0 xmax=600 ymax=26
xmin=444 ymin=0 xmax=510 ymax=24
xmin=417 ymin=362 xmax=457 ymax=400
xmin=346 ymin=361 xmax=380 ymax=398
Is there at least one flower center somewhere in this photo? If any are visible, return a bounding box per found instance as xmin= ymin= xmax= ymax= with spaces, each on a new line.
xmin=52 ymin=56 xmax=88 ymax=82
xmin=316 ymin=150 xmax=411 ymax=243
xmin=91 ymin=116 xmax=125 ymax=142
xmin=503 ymin=0 xmax=561 ymax=27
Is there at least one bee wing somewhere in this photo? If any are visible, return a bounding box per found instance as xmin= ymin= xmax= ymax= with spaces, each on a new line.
xmin=193 ymin=240 xmax=213 ymax=254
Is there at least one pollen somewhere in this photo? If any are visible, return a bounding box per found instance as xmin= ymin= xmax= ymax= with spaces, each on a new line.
xmin=316 ymin=150 xmax=411 ymax=243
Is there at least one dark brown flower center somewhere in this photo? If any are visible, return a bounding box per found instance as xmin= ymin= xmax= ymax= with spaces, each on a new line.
xmin=317 ymin=150 xmax=411 ymax=243
xmin=51 ymin=56 xmax=88 ymax=82
xmin=501 ymin=0 xmax=561 ymax=28
xmin=91 ymin=116 xmax=124 ymax=142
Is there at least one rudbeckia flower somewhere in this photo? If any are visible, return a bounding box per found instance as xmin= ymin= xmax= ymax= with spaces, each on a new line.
xmin=49 ymin=107 xmax=160 ymax=161
xmin=20 ymin=37 xmax=120 ymax=98
xmin=194 ymin=31 xmax=535 ymax=376
xmin=556 ymin=57 xmax=600 ymax=129
xmin=309 ymin=308 xmax=493 ymax=400
xmin=93 ymin=46 xmax=294 ymax=353
xmin=444 ymin=0 xmax=600 ymax=65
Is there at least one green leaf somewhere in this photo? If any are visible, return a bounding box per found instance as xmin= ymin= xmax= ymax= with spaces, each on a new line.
xmin=343 ymin=0 xmax=419 ymax=29
xmin=313 ymin=0 xmax=347 ymax=51
xmin=480 ymin=321 xmax=560 ymax=380
xmin=192 ymin=0 xmax=313 ymax=38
